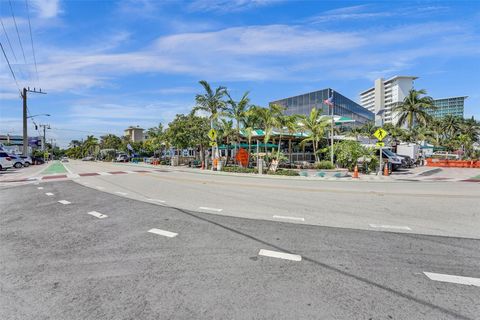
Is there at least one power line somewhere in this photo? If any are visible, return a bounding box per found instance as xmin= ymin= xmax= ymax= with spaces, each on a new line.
xmin=0 ymin=17 xmax=18 ymax=63
xmin=25 ymin=0 xmax=38 ymax=85
xmin=8 ymin=0 xmax=27 ymax=64
xmin=0 ymin=41 xmax=20 ymax=92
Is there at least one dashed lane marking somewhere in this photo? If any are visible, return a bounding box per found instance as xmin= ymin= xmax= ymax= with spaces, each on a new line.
xmin=198 ymin=207 xmax=223 ymax=212
xmin=424 ymin=272 xmax=480 ymax=287
xmin=45 ymin=192 xmax=54 ymax=196
xmin=273 ymin=215 xmax=305 ymax=222
xmin=258 ymin=249 xmax=302 ymax=261
xmin=37 ymin=187 xmax=44 ymax=190
xmin=115 ymin=191 xmax=128 ymax=196
xmin=87 ymin=211 xmax=108 ymax=219
xmin=58 ymin=200 xmax=71 ymax=205
xmin=96 ymin=186 xmax=105 ymax=190
xmin=146 ymin=198 xmax=166 ymax=203
xmin=148 ymin=228 xmax=178 ymax=238
xmin=369 ymin=224 xmax=412 ymax=231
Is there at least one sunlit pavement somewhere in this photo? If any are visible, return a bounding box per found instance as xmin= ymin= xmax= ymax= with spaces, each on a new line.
xmin=1 ymin=180 xmax=479 ymax=319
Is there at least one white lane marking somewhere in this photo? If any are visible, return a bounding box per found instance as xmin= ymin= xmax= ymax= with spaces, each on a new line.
xmin=67 ymin=173 xmax=80 ymax=179
xmin=258 ymin=249 xmax=302 ymax=262
xmin=37 ymin=187 xmax=44 ymax=190
xmin=63 ymin=164 xmax=74 ymax=175
xmin=58 ymin=200 xmax=71 ymax=205
xmin=198 ymin=207 xmax=223 ymax=212
xmin=273 ymin=215 xmax=305 ymax=222
xmin=369 ymin=224 xmax=412 ymax=231
xmin=147 ymin=198 xmax=166 ymax=203
xmin=124 ymin=170 xmax=137 ymax=174
xmin=45 ymin=192 xmax=54 ymax=196
xmin=424 ymin=272 xmax=480 ymax=287
xmin=96 ymin=186 xmax=105 ymax=190
xmin=115 ymin=191 xmax=128 ymax=196
xmin=98 ymin=172 xmax=112 ymax=176
xmin=148 ymin=228 xmax=178 ymax=238
xmin=87 ymin=211 xmax=108 ymax=219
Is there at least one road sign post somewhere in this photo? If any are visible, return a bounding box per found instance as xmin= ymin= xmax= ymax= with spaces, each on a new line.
xmin=374 ymin=128 xmax=388 ymax=175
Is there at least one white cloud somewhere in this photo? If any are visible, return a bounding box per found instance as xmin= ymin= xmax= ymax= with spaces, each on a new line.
xmin=188 ymin=0 xmax=282 ymax=13
xmin=30 ymin=0 xmax=62 ymax=18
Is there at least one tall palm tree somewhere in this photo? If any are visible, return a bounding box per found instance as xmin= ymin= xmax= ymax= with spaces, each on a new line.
xmin=280 ymin=114 xmax=299 ymax=163
xmin=252 ymin=104 xmax=284 ymax=156
xmin=393 ymin=89 xmax=435 ymax=130
xmin=299 ymin=108 xmax=330 ymax=162
xmin=194 ymin=80 xmax=227 ymax=168
xmin=219 ymin=118 xmax=236 ymax=164
xmin=226 ymin=91 xmax=250 ymax=150
xmin=242 ymin=108 xmax=261 ymax=165
xmin=82 ymin=135 xmax=98 ymax=157
xmin=441 ymin=115 xmax=462 ymax=139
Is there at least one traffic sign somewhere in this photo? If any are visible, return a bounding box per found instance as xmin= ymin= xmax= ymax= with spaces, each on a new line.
xmin=373 ymin=128 xmax=388 ymax=141
xmin=209 ymin=141 xmax=217 ymax=147
xmin=376 ymin=142 xmax=385 ymax=147
xmin=208 ymin=129 xmax=217 ymax=141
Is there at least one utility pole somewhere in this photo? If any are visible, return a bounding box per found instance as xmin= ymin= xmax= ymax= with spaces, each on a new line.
xmin=39 ymin=124 xmax=50 ymax=151
xmin=21 ymin=87 xmax=47 ymax=156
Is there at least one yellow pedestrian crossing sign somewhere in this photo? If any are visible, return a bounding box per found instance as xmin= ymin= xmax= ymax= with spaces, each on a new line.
xmin=373 ymin=128 xmax=388 ymax=141
xmin=208 ymin=129 xmax=217 ymax=141
xmin=376 ymin=142 xmax=385 ymax=147
xmin=209 ymin=141 xmax=217 ymax=147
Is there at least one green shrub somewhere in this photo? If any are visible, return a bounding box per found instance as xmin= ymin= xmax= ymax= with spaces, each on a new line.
xmin=267 ymin=169 xmax=300 ymax=176
xmin=315 ymin=161 xmax=335 ymax=170
xmin=222 ymin=166 xmax=256 ymax=174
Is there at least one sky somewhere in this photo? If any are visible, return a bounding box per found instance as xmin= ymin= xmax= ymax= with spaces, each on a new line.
xmin=1 ymin=0 xmax=479 ymax=147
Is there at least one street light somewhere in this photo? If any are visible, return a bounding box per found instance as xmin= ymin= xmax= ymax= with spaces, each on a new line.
xmin=27 ymin=113 xmax=50 ymax=119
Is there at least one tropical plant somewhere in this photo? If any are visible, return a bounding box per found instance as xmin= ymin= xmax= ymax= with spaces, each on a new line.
xmin=298 ymin=108 xmax=330 ymax=162
xmin=226 ymin=91 xmax=250 ymax=150
xmin=332 ymin=140 xmax=376 ymax=171
xmin=218 ymin=118 xmax=236 ymax=164
xmin=99 ymin=134 xmax=122 ymax=150
xmin=393 ymin=89 xmax=435 ymax=130
xmin=83 ymin=135 xmax=99 ymax=157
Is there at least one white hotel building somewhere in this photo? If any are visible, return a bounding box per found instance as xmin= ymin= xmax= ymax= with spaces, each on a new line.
xmin=359 ymin=76 xmax=417 ymax=126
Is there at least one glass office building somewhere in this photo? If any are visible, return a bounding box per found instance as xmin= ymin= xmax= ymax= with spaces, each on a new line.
xmin=270 ymin=88 xmax=374 ymax=125
xmin=428 ymin=96 xmax=466 ymax=119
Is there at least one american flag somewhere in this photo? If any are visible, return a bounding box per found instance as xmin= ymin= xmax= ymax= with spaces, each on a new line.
xmin=323 ymin=96 xmax=334 ymax=107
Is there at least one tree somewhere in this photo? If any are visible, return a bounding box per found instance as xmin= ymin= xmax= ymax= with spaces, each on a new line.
xmin=394 ymin=89 xmax=435 ymax=130
xmin=194 ymin=80 xmax=227 ymax=168
xmin=99 ymin=134 xmax=122 ymax=150
xmin=251 ymin=104 xmax=284 ymax=158
xmin=242 ymin=108 xmax=261 ymax=165
xmin=226 ymin=91 xmax=250 ymax=151
xmin=218 ymin=118 xmax=236 ymax=164
xmin=83 ymin=135 xmax=98 ymax=157
xmin=298 ymin=108 xmax=330 ymax=162
xmin=144 ymin=123 xmax=165 ymax=156
xmin=165 ymin=113 xmax=210 ymax=164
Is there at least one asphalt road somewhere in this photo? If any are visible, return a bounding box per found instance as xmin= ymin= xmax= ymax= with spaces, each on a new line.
xmin=1 ymin=180 xmax=479 ymax=320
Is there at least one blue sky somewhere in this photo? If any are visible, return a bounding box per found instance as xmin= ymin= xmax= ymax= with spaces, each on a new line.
xmin=1 ymin=0 xmax=479 ymax=147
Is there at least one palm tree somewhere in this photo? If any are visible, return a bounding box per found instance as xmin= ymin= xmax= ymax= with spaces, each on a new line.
xmin=393 ymin=89 xmax=435 ymax=130
xmin=252 ymin=104 xmax=284 ymax=157
xmin=194 ymin=80 xmax=227 ymax=168
xmin=226 ymin=91 xmax=250 ymax=151
xmin=242 ymin=108 xmax=261 ymax=165
xmin=360 ymin=122 xmax=376 ymax=144
xmin=219 ymin=118 xmax=236 ymax=164
xmin=281 ymin=114 xmax=299 ymax=163
xmin=299 ymin=108 xmax=330 ymax=162
xmin=82 ymin=135 xmax=98 ymax=157
xmin=441 ymin=115 xmax=462 ymax=139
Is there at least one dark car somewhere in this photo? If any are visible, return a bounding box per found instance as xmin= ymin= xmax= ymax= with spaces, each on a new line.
xmin=31 ymin=156 xmax=45 ymax=165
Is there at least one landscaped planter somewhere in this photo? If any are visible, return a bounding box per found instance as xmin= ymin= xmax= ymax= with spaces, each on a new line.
xmin=426 ymin=158 xmax=480 ymax=168
xmin=299 ymin=168 xmax=349 ymax=178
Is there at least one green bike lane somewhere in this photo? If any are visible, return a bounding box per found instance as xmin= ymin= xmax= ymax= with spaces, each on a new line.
xmin=41 ymin=161 xmax=68 ymax=175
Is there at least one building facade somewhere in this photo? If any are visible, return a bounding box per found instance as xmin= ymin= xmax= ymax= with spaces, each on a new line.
xmin=429 ymin=96 xmax=466 ymax=119
xmin=270 ymin=88 xmax=374 ymax=125
xmin=359 ymin=76 xmax=417 ymax=126
xmin=124 ymin=126 xmax=145 ymax=142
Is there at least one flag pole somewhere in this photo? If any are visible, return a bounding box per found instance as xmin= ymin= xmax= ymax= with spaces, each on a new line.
xmin=330 ymin=89 xmax=334 ymax=165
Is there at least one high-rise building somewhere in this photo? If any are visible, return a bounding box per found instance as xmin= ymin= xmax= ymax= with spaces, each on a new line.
xmin=270 ymin=88 xmax=374 ymax=125
xmin=429 ymin=96 xmax=467 ymax=119
xmin=124 ymin=126 xmax=145 ymax=142
xmin=359 ymin=76 xmax=417 ymax=126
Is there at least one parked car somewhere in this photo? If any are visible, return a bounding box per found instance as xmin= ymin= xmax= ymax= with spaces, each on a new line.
xmin=19 ymin=156 xmax=33 ymax=166
xmin=31 ymin=156 xmax=45 ymax=165
xmin=0 ymin=151 xmax=13 ymax=171
xmin=61 ymin=157 xmax=69 ymax=162
xmin=8 ymin=155 xmax=27 ymax=168
xmin=82 ymin=156 xmax=95 ymax=161
xmin=115 ymin=154 xmax=129 ymax=162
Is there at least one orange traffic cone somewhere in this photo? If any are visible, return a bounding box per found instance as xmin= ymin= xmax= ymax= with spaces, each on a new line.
xmin=353 ymin=165 xmax=359 ymax=178
xmin=383 ymin=163 xmax=389 ymax=176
